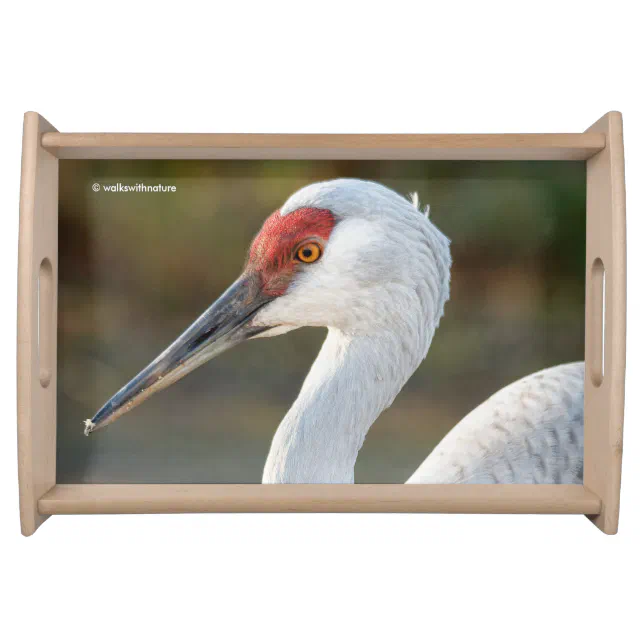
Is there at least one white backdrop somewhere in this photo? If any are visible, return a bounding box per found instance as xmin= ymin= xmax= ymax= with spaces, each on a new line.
xmin=1 ymin=3 xmax=642 ymax=643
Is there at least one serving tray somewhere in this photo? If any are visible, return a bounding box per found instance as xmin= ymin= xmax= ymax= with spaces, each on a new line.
xmin=17 ymin=112 xmax=625 ymax=535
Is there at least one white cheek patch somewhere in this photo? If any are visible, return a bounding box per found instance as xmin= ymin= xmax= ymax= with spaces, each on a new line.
xmin=252 ymin=295 xmax=308 ymax=329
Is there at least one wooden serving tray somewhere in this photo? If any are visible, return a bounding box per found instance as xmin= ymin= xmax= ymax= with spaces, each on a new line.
xmin=17 ymin=112 xmax=625 ymax=535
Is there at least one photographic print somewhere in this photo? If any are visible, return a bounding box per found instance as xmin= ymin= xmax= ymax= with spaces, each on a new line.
xmin=57 ymin=160 xmax=585 ymax=484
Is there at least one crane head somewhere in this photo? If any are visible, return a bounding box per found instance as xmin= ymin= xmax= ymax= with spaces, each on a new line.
xmin=85 ymin=179 xmax=451 ymax=433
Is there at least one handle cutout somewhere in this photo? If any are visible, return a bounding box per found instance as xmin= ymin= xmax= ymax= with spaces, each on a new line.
xmin=38 ymin=258 xmax=53 ymax=388
xmin=589 ymin=257 xmax=605 ymax=387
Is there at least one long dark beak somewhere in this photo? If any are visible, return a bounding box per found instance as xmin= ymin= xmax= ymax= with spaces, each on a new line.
xmin=84 ymin=273 xmax=272 ymax=435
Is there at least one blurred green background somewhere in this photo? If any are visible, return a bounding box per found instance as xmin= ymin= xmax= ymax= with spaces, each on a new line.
xmin=57 ymin=160 xmax=585 ymax=483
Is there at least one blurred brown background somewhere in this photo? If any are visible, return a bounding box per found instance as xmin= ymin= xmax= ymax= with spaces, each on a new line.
xmin=57 ymin=160 xmax=585 ymax=483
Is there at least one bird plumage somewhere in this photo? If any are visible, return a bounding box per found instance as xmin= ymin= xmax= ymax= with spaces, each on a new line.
xmin=257 ymin=179 xmax=583 ymax=484
xmin=407 ymin=362 xmax=584 ymax=484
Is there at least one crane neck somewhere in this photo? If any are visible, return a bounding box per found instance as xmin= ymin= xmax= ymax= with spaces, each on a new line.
xmin=262 ymin=327 xmax=426 ymax=483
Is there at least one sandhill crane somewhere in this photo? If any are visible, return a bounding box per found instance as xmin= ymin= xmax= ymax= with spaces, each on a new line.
xmin=84 ymin=179 xmax=584 ymax=484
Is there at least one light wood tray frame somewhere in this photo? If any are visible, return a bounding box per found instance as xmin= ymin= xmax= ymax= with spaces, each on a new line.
xmin=17 ymin=112 xmax=626 ymax=536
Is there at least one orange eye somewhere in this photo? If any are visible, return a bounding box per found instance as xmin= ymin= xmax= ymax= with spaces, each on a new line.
xmin=296 ymin=242 xmax=322 ymax=263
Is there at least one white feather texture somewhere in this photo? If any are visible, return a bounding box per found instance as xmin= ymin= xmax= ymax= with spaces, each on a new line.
xmin=250 ymin=178 xmax=584 ymax=484
xmin=407 ymin=362 xmax=584 ymax=484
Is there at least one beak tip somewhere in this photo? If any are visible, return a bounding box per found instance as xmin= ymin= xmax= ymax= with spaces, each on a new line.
xmin=83 ymin=418 xmax=96 ymax=436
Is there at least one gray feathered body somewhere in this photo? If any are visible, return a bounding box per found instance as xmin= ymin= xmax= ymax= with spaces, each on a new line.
xmin=408 ymin=362 xmax=584 ymax=484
